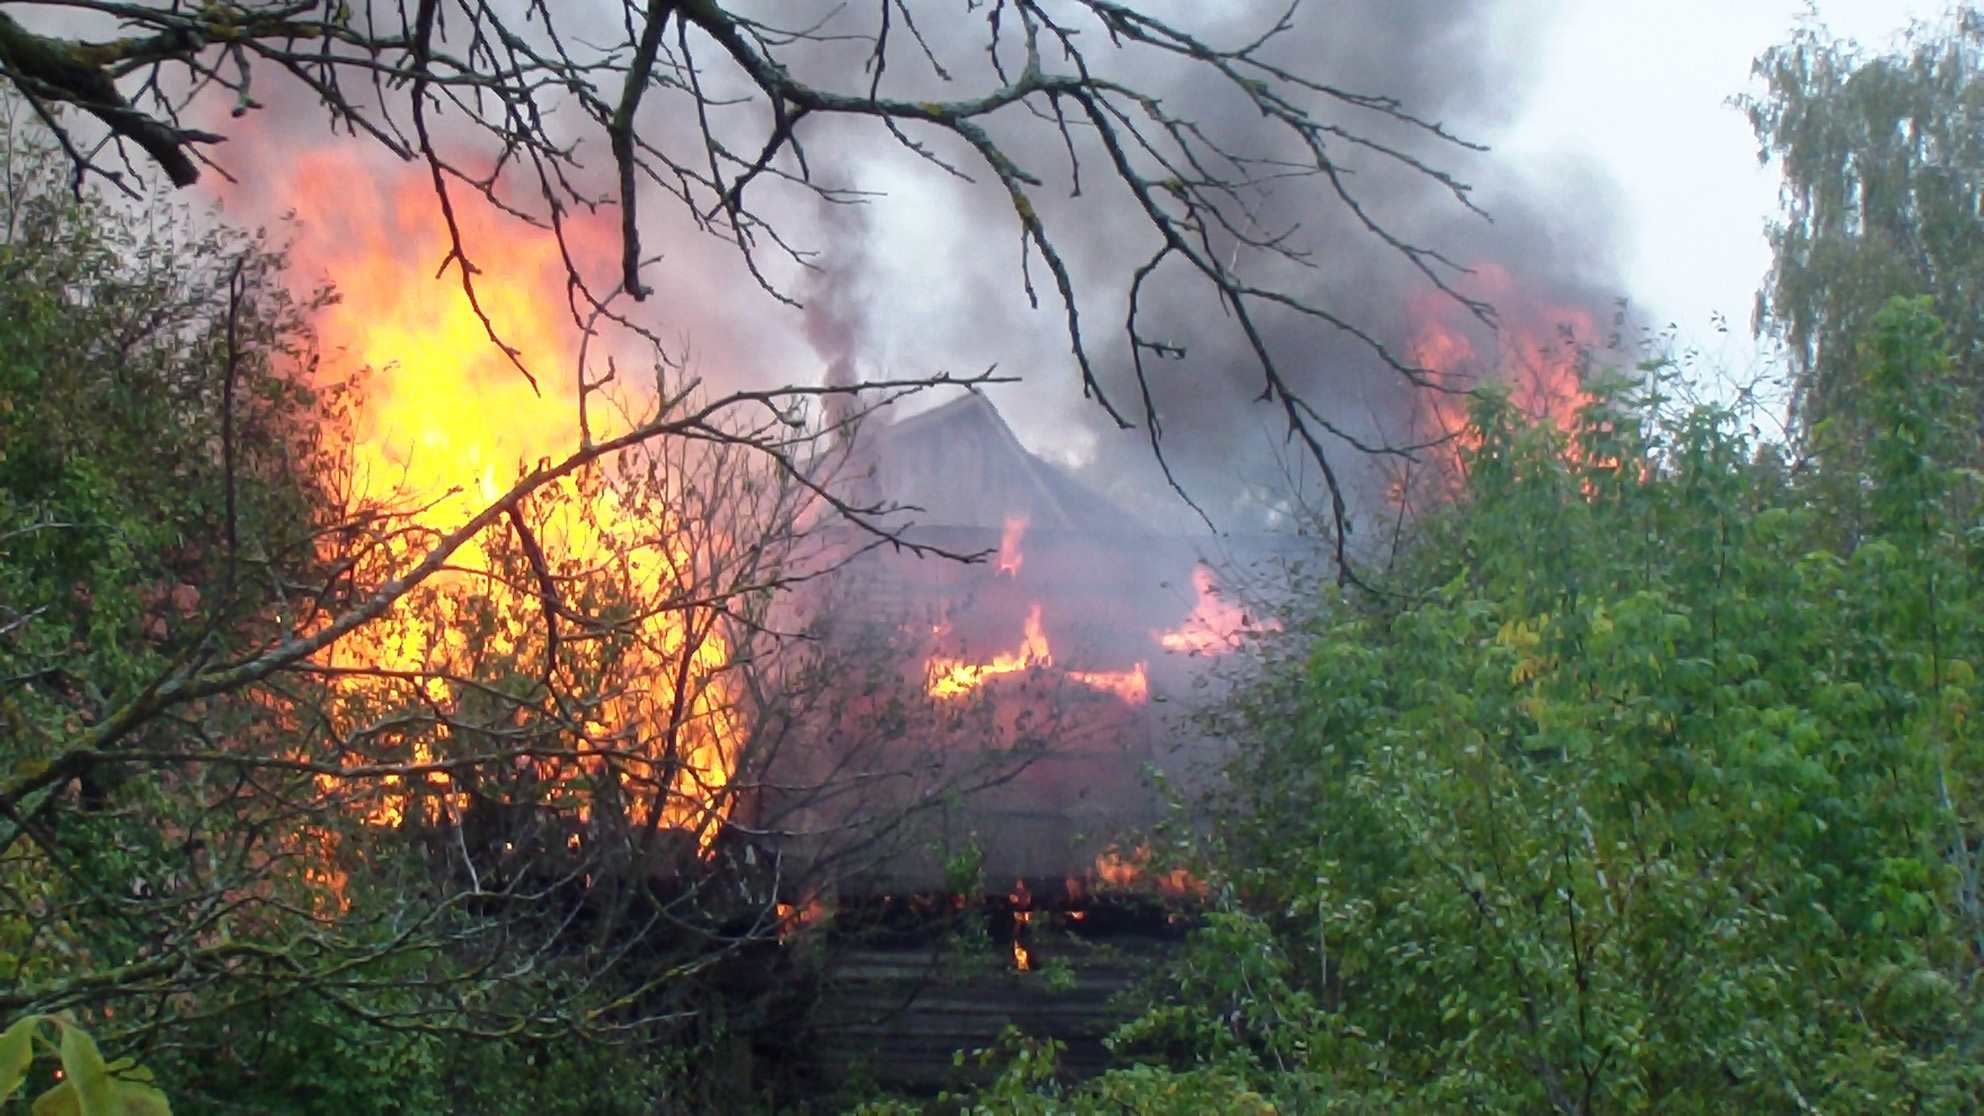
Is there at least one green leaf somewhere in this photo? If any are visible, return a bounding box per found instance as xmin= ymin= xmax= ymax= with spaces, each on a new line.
xmin=108 ymin=1080 xmax=170 ymax=1116
xmin=29 ymin=1069 xmax=168 ymax=1116
xmin=0 ymin=1016 xmax=37 ymax=1101
xmin=31 ymin=1080 xmax=77 ymax=1116
xmin=54 ymin=1020 xmax=113 ymax=1116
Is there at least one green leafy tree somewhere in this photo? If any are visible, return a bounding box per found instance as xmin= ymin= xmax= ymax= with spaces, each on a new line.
xmin=848 ymin=1026 xmax=1278 ymax=1116
xmin=1746 ymin=5 xmax=1984 ymax=442
xmin=1111 ymin=300 xmax=1984 ymax=1111
xmin=0 ymin=1014 xmax=171 ymax=1116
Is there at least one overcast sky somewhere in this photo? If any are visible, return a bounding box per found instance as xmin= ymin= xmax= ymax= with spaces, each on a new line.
xmin=1501 ymin=0 xmax=1935 ymax=369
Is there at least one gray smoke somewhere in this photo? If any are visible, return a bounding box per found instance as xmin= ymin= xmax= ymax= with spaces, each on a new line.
xmin=792 ymin=0 xmax=1625 ymax=534
xmin=180 ymin=0 xmax=1622 ymax=537
xmin=800 ymin=193 xmax=873 ymax=438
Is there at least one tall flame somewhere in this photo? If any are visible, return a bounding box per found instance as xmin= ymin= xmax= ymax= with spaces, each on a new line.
xmin=282 ymin=152 xmax=741 ymax=843
xmin=997 ymin=514 xmax=1028 ymax=578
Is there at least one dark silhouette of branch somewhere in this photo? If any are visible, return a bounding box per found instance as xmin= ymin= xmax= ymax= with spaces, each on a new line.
xmin=0 ymin=0 xmax=1490 ymax=562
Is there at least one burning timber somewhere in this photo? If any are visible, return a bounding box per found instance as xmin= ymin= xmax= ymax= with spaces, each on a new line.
xmin=739 ymin=391 xmax=1272 ymax=1094
xmin=411 ymin=798 xmax=1202 ymax=1102
xmin=377 ymin=388 xmax=1265 ymax=1103
xmin=765 ymin=389 xmax=1287 ymax=893
xmin=807 ymin=885 xmax=1197 ymax=1096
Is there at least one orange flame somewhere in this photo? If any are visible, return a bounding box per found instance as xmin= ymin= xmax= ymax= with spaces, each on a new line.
xmin=280 ymin=151 xmax=741 ymax=844
xmin=776 ymin=893 xmax=828 ymax=940
xmin=927 ymin=603 xmax=1053 ymax=697
xmin=1094 ymin=849 xmax=1139 ymax=888
xmin=927 ymin=603 xmax=1148 ymax=704
xmin=1409 ymin=262 xmax=1597 ymax=449
xmin=997 ymin=514 xmax=1028 ymax=578
xmin=1157 ymin=565 xmax=1260 ymax=656
xmin=1066 ymin=662 xmax=1149 ymax=704
xmin=1093 ymin=846 xmax=1202 ymax=900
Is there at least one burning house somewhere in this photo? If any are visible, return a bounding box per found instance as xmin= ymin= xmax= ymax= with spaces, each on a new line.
xmin=773 ymin=387 xmax=1263 ymax=893
xmin=194 ymin=2 xmax=1615 ymax=1085
xmin=738 ymin=387 xmax=1285 ymax=1092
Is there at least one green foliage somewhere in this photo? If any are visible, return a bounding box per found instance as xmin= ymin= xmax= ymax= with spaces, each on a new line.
xmin=0 ymin=1015 xmax=169 ymax=1115
xmin=847 ymin=1027 xmax=1277 ymax=1116
xmin=944 ymin=841 xmax=988 ymax=896
xmin=160 ymin=995 xmax=678 ymax=1116
xmin=0 ymin=103 xmax=370 ymax=1111
xmin=1746 ymin=5 xmax=1984 ymax=441
xmin=1121 ymin=299 xmax=1984 ymax=1111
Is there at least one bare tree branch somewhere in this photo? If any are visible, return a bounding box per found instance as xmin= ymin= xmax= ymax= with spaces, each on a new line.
xmin=0 ymin=0 xmax=1491 ymax=560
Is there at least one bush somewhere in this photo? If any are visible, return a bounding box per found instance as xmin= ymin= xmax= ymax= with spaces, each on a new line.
xmin=1135 ymin=300 xmax=1984 ymax=1111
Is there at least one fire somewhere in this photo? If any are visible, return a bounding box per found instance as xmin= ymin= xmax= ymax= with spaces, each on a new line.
xmin=1011 ymin=881 xmax=1034 ymax=970
xmin=1066 ymin=663 xmax=1149 ymax=704
xmin=277 ymin=151 xmax=741 ymax=844
xmin=1157 ymin=565 xmax=1260 ymax=656
xmin=997 ymin=514 xmax=1028 ymax=578
xmin=1094 ymin=849 xmax=1138 ymax=888
xmin=927 ymin=603 xmax=1053 ymax=697
xmin=1408 ymin=261 xmax=1598 ymax=448
xmin=1093 ymin=846 xmax=1202 ymax=900
xmin=927 ymin=603 xmax=1148 ymax=704
xmin=776 ymin=894 xmax=828 ymax=939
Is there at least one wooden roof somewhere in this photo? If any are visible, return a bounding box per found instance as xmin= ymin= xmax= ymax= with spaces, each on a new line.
xmin=852 ymin=390 xmax=1138 ymax=533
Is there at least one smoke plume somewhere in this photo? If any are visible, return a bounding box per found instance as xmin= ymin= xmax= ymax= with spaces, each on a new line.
xmin=793 ymin=0 xmax=1625 ymax=534
xmin=185 ymin=0 xmax=1622 ymax=537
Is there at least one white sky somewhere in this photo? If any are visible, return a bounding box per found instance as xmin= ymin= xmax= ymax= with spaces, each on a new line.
xmin=1499 ymin=0 xmax=1935 ymax=370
